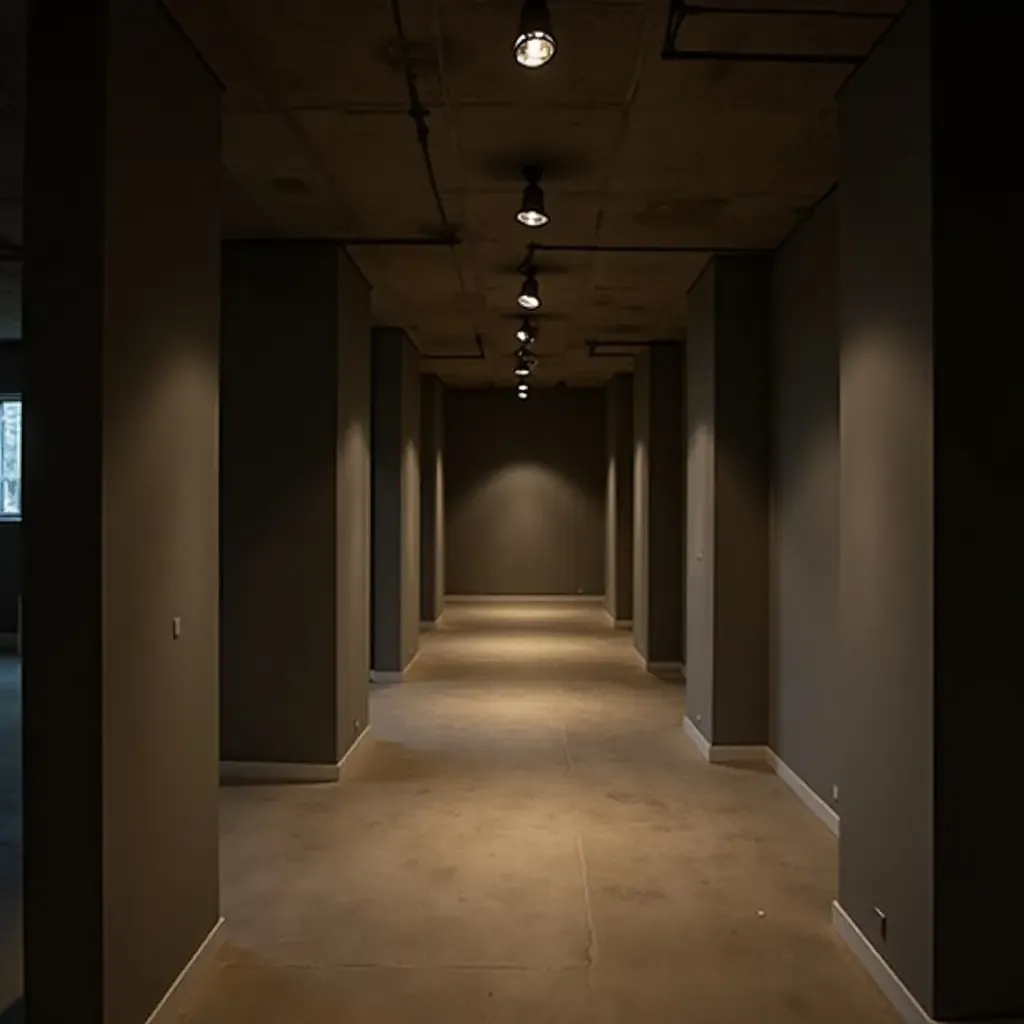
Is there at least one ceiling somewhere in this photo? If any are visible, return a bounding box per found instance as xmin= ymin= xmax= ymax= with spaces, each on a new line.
xmin=1 ymin=0 xmax=903 ymax=380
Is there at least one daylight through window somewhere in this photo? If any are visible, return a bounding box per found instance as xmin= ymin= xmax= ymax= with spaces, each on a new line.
xmin=0 ymin=399 xmax=22 ymax=519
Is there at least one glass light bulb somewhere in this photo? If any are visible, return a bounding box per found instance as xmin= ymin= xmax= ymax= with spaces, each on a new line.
xmin=515 ymin=366 xmax=530 ymax=377
xmin=514 ymin=32 xmax=556 ymax=68
xmin=516 ymin=208 xmax=550 ymax=228
xmin=518 ymin=293 xmax=540 ymax=310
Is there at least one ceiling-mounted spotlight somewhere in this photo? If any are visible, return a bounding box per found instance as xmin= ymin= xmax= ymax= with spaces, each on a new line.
xmin=517 ymin=383 xmax=530 ymax=399
xmin=517 ymin=268 xmax=541 ymax=310
xmin=516 ymin=318 xmax=536 ymax=345
xmin=514 ymin=0 xmax=556 ymax=69
xmin=514 ymin=358 xmax=532 ymax=378
xmin=515 ymin=345 xmax=535 ymax=363
xmin=516 ymin=167 xmax=549 ymax=228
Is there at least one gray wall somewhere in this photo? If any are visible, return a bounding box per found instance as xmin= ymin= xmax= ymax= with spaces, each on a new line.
xmin=420 ymin=375 xmax=445 ymax=624
xmin=371 ymin=329 xmax=420 ymax=674
xmin=839 ymin=2 xmax=935 ymax=1007
xmin=221 ymin=243 xmax=371 ymax=765
xmin=633 ymin=347 xmax=684 ymax=665
xmin=445 ymin=387 xmax=605 ymax=596
xmin=605 ymin=374 xmax=633 ymax=623
xmin=840 ymin=4 xmax=1024 ymax=1017
xmin=686 ymin=257 xmax=771 ymax=744
xmin=769 ymin=191 xmax=840 ymax=811
xmin=22 ymin=1 xmax=221 ymax=1019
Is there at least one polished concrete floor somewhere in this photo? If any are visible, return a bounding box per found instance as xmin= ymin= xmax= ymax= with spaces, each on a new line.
xmin=0 ymin=657 xmax=21 ymax=1020
xmin=185 ymin=600 xmax=898 ymax=1023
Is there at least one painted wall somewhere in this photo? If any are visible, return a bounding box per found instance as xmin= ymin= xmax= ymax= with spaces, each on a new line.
xmin=22 ymin=2 xmax=221 ymax=1018
xmin=371 ymin=329 xmax=420 ymax=674
xmin=633 ymin=348 xmax=684 ymax=665
xmin=605 ymin=374 xmax=633 ymax=623
xmin=221 ymin=243 xmax=371 ymax=765
xmin=420 ymin=375 xmax=445 ymax=624
xmin=445 ymin=387 xmax=605 ymax=596
xmin=840 ymin=4 xmax=1024 ymax=1018
xmin=839 ymin=0 xmax=935 ymax=1006
xmin=769 ymin=191 xmax=840 ymax=812
xmin=686 ymin=257 xmax=771 ymax=744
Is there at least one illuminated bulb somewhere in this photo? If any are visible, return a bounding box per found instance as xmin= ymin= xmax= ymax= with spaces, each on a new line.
xmin=515 ymin=362 xmax=531 ymax=377
xmin=516 ymin=318 xmax=536 ymax=345
xmin=514 ymin=0 xmax=556 ymax=68
xmin=516 ymin=168 xmax=549 ymax=228
xmin=515 ymin=32 xmax=556 ymax=69
xmin=517 ymin=271 xmax=541 ymax=310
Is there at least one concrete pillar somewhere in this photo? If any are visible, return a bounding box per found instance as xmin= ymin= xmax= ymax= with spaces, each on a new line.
xmin=836 ymin=5 xmax=1023 ymax=1019
xmin=419 ymin=375 xmax=445 ymax=628
xmin=220 ymin=242 xmax=371 ymax=779
xmin=633 ymin=345 xmax=684 ymax=671
xmin=685 ymin=256 xmax=771 ymax=752
xmin=371 ymin=329 xmax=420 ymax=680
xmin=22 ymin=2 xmax=222 ymax=1020
xmin=605 ymin=373 xmax=633 ymax=627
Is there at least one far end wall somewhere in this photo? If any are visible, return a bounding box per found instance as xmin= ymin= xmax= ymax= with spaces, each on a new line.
xmin=445 ymin=387 xmax=606 ymax=596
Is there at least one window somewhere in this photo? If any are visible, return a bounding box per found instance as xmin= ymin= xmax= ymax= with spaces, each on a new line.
xmin=0 ymin=399 xmax=21 ymax=520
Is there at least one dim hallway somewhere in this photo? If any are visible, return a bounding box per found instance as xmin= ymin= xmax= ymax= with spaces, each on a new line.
xmin=183 ymin=601 xmax=897 ymax=1023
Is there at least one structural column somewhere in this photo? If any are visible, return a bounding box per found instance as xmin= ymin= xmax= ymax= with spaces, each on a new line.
xmin=685 ymin=256 xmax=771 ymax=752
xmin=220 ymin=242 xmax=371 ymax=779
xmin=371 ymin=329 xmax=420 ymax=680
xmin=633 ymin=345 xmax=683 ymax=671
xmin=605 ymin=373 xmax=633 ymax=627
xmin=420 ymin=374 xmax=445 ymax=629
xmin=836 ymin=4 xmax=1023 ymax=1020
xmin=22 ymin=3 xmax=222 ymax=1020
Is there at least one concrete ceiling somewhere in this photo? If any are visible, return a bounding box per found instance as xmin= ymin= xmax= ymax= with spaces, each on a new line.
xmin=0 ymin=0 xmax=904 ymax=379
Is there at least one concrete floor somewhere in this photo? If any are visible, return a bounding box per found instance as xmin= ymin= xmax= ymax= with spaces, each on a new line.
xmin=0 ymin=657 xmax=21 ymax=1020
xmin=185 ymin=600 xmax=898 ymax=1023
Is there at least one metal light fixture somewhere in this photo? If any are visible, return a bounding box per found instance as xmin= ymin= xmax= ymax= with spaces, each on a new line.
xmin=514 ymin=358 xmax=532 ymax=377
xmin=514 ymin=0 xmax=556 ymax=68
xmin=516 ymin=321 xmax=534 ymax=345
xmin=516 ymin=167 xmax=549 ymax=228
xmin=517 ymin=267 xmax=541 ymax=310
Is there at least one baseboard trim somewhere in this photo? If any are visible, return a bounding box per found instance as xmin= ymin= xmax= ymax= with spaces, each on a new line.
xmin=445 ymin=594 xmax=605 ymax=604
xmin=420 ymin=620 xmax=438 ymax=631
xmin=371 ymin=651 xmax=420 ymax=683
xmin=614 ymin=618 xmax=633 ymax=629
xmin=832 ymin=901 xmax=934 ymax=1024
xmin=682 ymin=716 xmax=767 ymax=764
xmin=145 ymin=916 xmax=225 ymax=1024
xmin=220 ymin=759 xmax=340 ymax=783
xmin=767 ymin=750 xmax=840 ymax=836
xmin=220 ymin=726 xmax=371 ymax=784
xmin=646 ymin=660 xmax=685 ymax=675
xmin=683 ymin=715 xmax=711 ymax=759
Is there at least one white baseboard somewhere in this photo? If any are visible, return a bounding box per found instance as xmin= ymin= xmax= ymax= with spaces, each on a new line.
xmin=646 ymin=660 xmax=685 ymax=675
xmin=445 ymin=594 xmax=605 ymax=603
xmin=683 ymin=715 xmax=711 ymax=759
xmin=832 ymin=901 xmax=934 ymax=1024
xmin=767 ymin=750 xmax=840 ymax=836
xmin=682 ymin=715 xmax=767 ymax=764
xmin=220 ymin=726 xmax=371 ymax=784
xmin=145 ymin=916 xmax=225 ymax=1024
